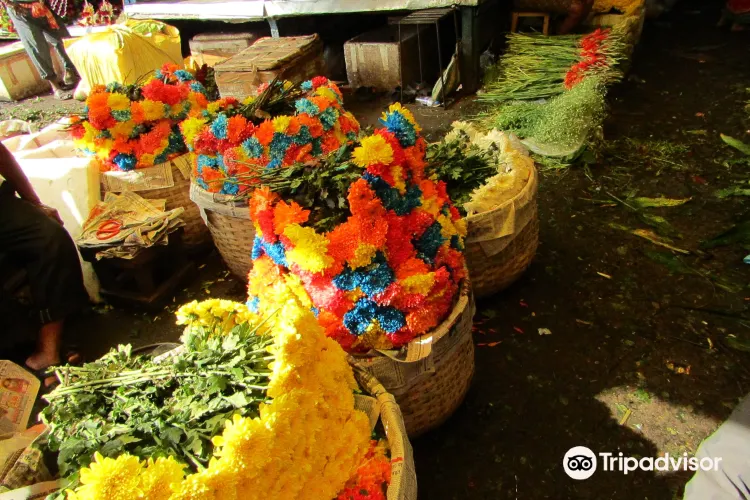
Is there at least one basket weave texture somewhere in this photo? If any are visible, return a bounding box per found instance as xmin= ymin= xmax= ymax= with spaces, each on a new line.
xmin=189 ymin=183 xmax=255 ymax=280
xmin=464 ymin=164 xmax=539 ymax=298
xmin=353 ymin=370 xmax=418 ymax=500
xmin=350 ymin=282 xmax=476 ymax=437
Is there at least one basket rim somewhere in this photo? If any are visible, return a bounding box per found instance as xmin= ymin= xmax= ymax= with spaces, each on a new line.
xmin=463 ymin=162 xmax=538 ymax=223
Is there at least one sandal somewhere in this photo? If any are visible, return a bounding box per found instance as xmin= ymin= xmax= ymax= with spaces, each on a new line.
xmin=53 ymin=88 xmax=73 ymax=100
xmin=62 ymin=69 xmax=80 ymax=89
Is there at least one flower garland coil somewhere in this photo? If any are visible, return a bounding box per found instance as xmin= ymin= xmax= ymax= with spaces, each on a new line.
xmin=463 ymin=164 xmax=539 ymax=298
xmin=352 ymin=368 xmax=418 ymax=500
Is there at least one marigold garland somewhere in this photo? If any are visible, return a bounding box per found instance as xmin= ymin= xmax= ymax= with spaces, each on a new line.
xmin=247 ymin=105 xmax=467 ymax=352
xmin=64 ymin=298 xmax=372 ymax=500
xmin=71 ymin=64 xmax=210 ymax=172
xmin=182 ymin=77 xmax=360 ymax=195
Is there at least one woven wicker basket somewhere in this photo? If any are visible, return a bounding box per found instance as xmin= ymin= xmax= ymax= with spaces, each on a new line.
xmin=350 ymin=282 xmax=475 ymax=437
xmin=464 ymin=164 xmax=539 ymax=298
xmin=100 ymin=156 xmax=211 ymax=249
xmin=189 ymin=182 xmax=255 ymax=280
xmin=354 ymin=370 xmax=418 ymax=500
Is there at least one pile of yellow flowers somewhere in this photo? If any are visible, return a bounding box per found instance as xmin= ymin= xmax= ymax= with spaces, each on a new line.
xmin=175 ymin=299 xmax=256 ymax=335
xmin=65 ymin=296 xmax=371 ymax=500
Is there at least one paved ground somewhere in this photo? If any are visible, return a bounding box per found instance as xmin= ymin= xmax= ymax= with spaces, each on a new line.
xmin=2 ymin=1 xmax=750 ymax=498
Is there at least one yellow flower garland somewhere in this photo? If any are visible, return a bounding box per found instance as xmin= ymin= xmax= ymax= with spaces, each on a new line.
xmin=67 ymin=298 xmax=371 ymax=500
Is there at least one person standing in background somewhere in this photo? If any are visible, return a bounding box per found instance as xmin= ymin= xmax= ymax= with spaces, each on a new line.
xmin=2 ymin=0 xmax=79 ymax=99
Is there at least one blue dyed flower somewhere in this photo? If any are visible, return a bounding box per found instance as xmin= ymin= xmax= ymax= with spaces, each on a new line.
xmin=416 ymin=221 xmax=444 ymax=264
xmin=293 ymin=126 xmax=313 ymax=146
xmin=222 ymin=181 xmax=240 ymax=195
xmin=343 ymin=299 xmax=379 ymax=335
xmin=242 ymin=137 xmax=263 ymax=158
xmin=380 ymin=110 xmax=417 ymax=147
xmin=197 ymin=154 xmax=218 ymax=174
xmin=174 ymin=70 xmax=194 ymax=82
xmin=301 ymin=80 xmax=313 ymax=91
xmin=167 ymin=128 xmax=185 ymax=154
xmin=311 ymin=306 xmax=320 ymax=317
xmin=111 ymin=109 xmax=131 ymax=122
xmin=106 ymin=83 xmax=125 ymax=93
xmin=153 ymin=69 xmax=164 ymax=80
xmin=269 ymin=133 xmax=292 ymax=160
xmin=251 ymin=235 xmax=288 ymax=266
xmin=342 ymin=299 xmax=406 ymax=335
xmin=211 ymin=113 xmax=228 ymax=140
xmin=113 ymin=153 xmax=136 ymax=171
xmin=247 ymin=296 xmax=260 ymax=313
xmin=196 ymin=177 xmax=209 ymax=190
xmin=295 ymin=98 xmax=319 ymax=116
xmin=190 ymin=82 xmax=206 ymax=95
xmin=363 ymin=172 xmax=422 ymax=215
xmin=311 ymin=138 xmax=323 ymax=157
xmin=264 ymin=158 xmax=282 ymax=171
xmin=450 ymin=234 xmax=464 ymax=251
xmin=154 ymin=152 xmax=168 ymax=165
xmin=333 ymin=253 xmax=394 ymax=297
xmin=377 ymin=307 xmax=406 ymax=333
xmin=319 ymin=107 xmax=338 ymax=131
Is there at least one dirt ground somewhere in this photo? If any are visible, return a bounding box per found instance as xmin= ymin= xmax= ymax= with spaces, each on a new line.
xmin=2 ymin=1 xmax=750 ymax=498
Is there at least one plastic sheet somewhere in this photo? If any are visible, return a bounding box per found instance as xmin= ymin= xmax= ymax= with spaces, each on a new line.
xmin=2 ymin=120 xmax=102 ymax=302
xmin=67 ymin=19 xmax=182 ymax=96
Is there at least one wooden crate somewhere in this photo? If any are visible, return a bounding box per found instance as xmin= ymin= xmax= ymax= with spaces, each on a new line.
xmin=344 ymin=25 xmax=439 ymax=91
xmin=189 ymin=32 xmax=259 ymax=67
xmin=0 ymin=41 xmax=66 ymax=101
xmin=214 ymin=35 xmax=324 ymax=99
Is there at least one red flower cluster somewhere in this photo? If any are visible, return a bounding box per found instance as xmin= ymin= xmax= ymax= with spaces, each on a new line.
xmin=564 ymin=28 xmax=611 ymax=89
xmin=336 ymin=440 xmax=391 ymax=500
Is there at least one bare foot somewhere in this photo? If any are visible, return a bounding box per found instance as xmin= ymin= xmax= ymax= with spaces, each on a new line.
xmin=25 ymin=352 xmax=60 ymax=371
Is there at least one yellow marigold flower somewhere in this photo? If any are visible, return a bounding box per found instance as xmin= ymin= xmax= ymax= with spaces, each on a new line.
xmin=384 ymin=102 xmax=421 ymax=132
xmin=109 ymin=121 xmax=135 ymax=140
xmin=138 ymin=456 xmax=185 ymax=500
xmin=207 ymin=102 xmax=221 ymax=115
xmin=272 ymin=115 xmax=292 ymax=133
xmin=107 ymin=93 xmax=130 ymax=112
xmin=283 ymin=224 xmax=334 ymax=273
xmin=71 ymin=452 xmax=143 ymax=500
xmin=400 ymin=272 xmax=435 ymax=296
xmin=141 ymin=99 xmax=165 ymax=121
xmin=315 ymin=86 xmax=338 ymax=103
xmin=391 ymin=165 xmax=406 ymax=194
xmin=243 ymin=95 xmax=256 ymax=105
xmin=348 ymin=244 xmax=377 ymax=269
xmin=180 ymin=117 xmax=206 ymax=145
xmin=352 ymin=135 xmax=394 ymax=168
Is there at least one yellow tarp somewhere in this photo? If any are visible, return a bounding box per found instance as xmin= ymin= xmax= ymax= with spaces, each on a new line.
xmin=68 ymin=19 xmax=183 ymax=91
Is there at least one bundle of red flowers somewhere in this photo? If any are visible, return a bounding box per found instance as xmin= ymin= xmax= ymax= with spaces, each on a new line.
xmin=564 ymin=29 xmax=617 ymax=89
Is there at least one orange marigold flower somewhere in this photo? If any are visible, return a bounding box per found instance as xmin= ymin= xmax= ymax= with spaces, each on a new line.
xmin=201 ymin=166 xmax=224 ymax=193
xmin=248 ymin=185 xmax=279 ymax=220
xmin=227 ymin=115 xmax=251 ymax=144
xmin=255 ymin=120 xmax=275 ymax=146
xmin=309 ymin=95 xmax=331 ymax=112
xmin=273 ymin=200 xmax=310 ymax=234
xmin=297 ymin=114 xmax=324 ymax=138
xmin=130 ymin=102 xmax=145 ymax=124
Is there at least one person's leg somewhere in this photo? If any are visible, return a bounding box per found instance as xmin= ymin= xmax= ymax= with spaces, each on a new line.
xmin=5 ymin=8 xmax=56 ymax=82
xmin=41 ymin=16 xmax=77 ymax=80
xmin=0 ymin=189 xmax=88 ymax=370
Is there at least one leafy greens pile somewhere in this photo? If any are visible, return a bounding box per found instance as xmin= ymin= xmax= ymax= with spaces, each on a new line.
xmin=41 ymin=320 xmax=274 ymax=486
